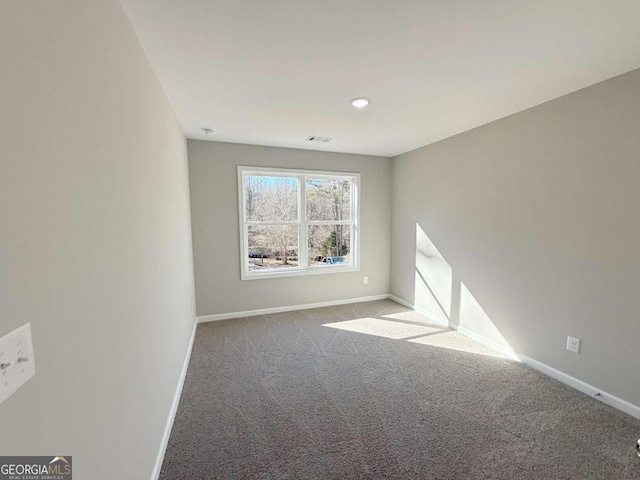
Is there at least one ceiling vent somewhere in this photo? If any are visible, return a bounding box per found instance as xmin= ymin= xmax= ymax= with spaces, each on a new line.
xmin=306 ymin=136 xmax=332 ymax=143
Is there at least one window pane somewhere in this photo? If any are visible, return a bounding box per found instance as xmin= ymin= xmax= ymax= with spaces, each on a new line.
xmin=308 ymin=225 xmax=351 ymax=265
xmin=245 ymin=175 xmax=298 ymax=221
xmin=248 ymin=225 xmax=299 ymax=270
xmin=306 ymin=178 xmax=351 ymax=221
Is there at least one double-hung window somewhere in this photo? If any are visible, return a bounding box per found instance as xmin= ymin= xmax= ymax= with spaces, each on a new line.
xmin=238 ymin=166 xmax=360 ymax=279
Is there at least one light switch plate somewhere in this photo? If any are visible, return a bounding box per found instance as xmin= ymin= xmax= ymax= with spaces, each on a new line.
xmin=0 ymin=323 xmax=36 ymax=405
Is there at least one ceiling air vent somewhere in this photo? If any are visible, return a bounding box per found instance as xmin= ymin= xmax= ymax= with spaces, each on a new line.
xmin=306 ymin=136 xmax=332 ymax=143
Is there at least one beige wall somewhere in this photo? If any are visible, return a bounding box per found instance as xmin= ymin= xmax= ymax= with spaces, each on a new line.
xmin=0 ymin=2 xmax=195 ymax=479
xmin=188 ymin=140 xmax=391 ymax=316
xmin=391 ymin=68 xmax=640 ymax=406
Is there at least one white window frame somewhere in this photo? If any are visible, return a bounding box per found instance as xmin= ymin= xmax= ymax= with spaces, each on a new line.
xmin=238 ymin=165 xmax=360 ymax=280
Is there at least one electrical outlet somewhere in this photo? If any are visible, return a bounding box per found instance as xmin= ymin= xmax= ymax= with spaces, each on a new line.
xmin=0 ymin=323 xmax=36 ymax=405
xmin=363 ymin=276 xmax=368 ymax=285
xmin=566 ymin=336 xmax=580 ymax=354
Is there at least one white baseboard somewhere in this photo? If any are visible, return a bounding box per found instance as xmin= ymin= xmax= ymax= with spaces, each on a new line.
xmin=151 ymin=319 xmax=198 ymax=480
xmin=518 ymin=354 xmax=640 ymax=420
xmin=389 ymin=295 xmax=449 ymax=327
xmin=451 ymin=323 xmax=519 ymax=360
xmin=389 ymin=295 xmax=640 ymax=421
xmin=197 ymin=294 xmax=391 ymax=323
xmin=389 ymin=295 xmax=516 ymax=359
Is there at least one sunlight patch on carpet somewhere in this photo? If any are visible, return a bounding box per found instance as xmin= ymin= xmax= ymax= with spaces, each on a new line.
xmin=322 ymin=317 xmax=443 ymax=339
xmin=323 ymin=317 xmax=513 ymax=359
xmin=408 ymin=330 xmax=511 ymax=359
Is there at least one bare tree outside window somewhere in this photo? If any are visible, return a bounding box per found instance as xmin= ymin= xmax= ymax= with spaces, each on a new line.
xmin=306 ymin=178 xmax=351 ymax=265
xmin=245 ymin=175 xmax=298 ymax=269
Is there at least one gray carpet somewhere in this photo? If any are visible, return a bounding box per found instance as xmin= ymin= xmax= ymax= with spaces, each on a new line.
xmin=160 ymin=300 xmax=640 ymax=479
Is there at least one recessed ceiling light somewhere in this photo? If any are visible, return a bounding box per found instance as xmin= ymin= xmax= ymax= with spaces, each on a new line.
xmin=202 ymin=128 xmax=217 ymax=136
xmin=351 ymin=97 xmax=369 ymax=108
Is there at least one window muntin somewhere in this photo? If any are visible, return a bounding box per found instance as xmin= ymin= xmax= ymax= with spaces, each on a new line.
xmin=239 ymin=166 xmax=359 ymax=279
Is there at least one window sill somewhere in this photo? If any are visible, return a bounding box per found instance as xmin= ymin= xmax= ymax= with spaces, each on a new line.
xmin=241 ymin=264 xmax=360 ymax=280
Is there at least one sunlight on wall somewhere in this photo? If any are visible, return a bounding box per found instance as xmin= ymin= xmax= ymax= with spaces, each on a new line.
xmin=322 ymin=223 xmax=518 ymax=360
xmin=415 ymin=224 xmax=453 ymax=322
xmin=412 ymin=223 xmax=518 ymax=360
xmin=459 ymin=282 xmax=514 ymax=354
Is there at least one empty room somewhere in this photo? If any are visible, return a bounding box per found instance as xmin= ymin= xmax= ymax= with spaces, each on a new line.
xmin=2 ymin=1 xmax=640 ymax=479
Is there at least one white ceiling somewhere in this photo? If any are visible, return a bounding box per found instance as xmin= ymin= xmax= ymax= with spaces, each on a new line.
xmin=120 ymin=0 xmax=640 ymax=157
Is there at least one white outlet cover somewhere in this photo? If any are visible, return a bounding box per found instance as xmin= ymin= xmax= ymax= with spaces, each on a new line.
xmin=566 ymin=335 xmax=581 ymax=354
xmin=0 ymin=323 xmax=36 ymax=405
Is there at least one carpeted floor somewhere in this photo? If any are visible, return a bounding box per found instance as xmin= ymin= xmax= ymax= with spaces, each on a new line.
xmin=160 ymin=300 xmax=640 ymax=479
